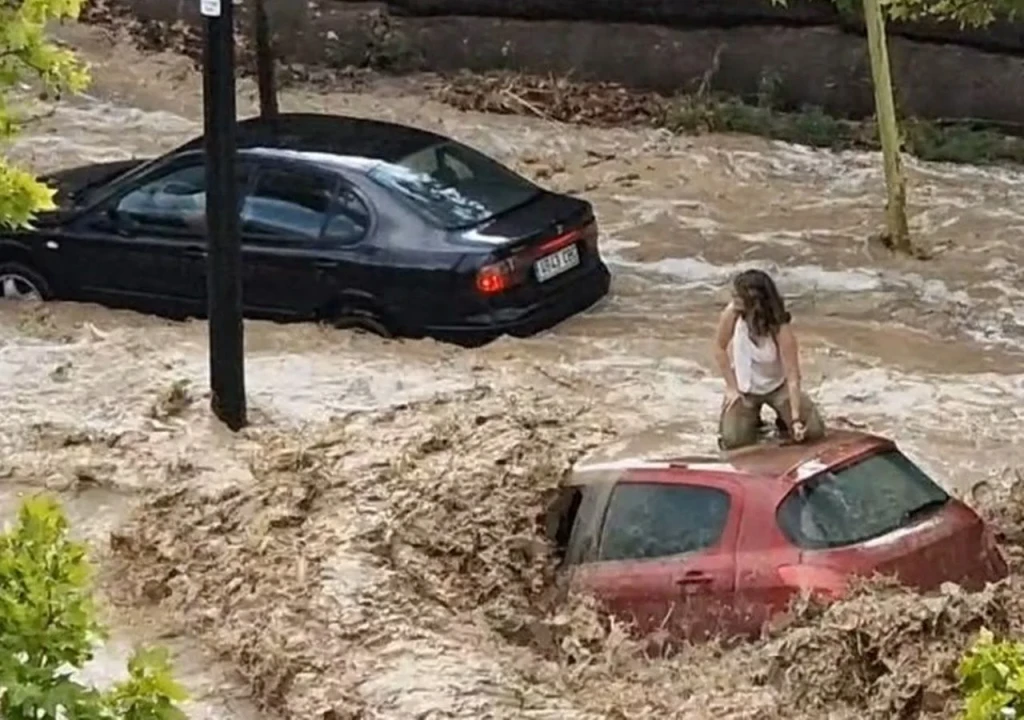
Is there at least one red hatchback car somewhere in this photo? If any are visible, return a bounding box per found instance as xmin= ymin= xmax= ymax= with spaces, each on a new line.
xmin=546 ymin=429 xmax=1008 ymax=640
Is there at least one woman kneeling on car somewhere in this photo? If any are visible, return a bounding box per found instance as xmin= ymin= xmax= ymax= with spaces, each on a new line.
xmin=713 ymin=269 xmax=825 ymax=450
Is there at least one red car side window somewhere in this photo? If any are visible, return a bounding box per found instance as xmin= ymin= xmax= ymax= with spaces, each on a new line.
xmin=776 ymin=450 xmax=950 ymax=549
xmin=599 ymin=483 xmax=731 ymax=562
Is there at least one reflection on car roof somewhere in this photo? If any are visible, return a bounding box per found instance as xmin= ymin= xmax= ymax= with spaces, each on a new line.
xmin=177 ymin=113 xmax=447 ymax=163
xmin=571 ymin=429 xmax=892 ymax=484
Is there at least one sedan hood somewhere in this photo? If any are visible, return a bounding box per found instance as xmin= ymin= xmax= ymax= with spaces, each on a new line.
xmin=40 ymin=158 xmax=150 ymax=211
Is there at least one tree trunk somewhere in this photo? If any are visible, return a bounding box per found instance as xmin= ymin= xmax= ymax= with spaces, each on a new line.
xmin=862 ymin=0 xmax=911 ymax=254
xmin=253 ymin=0 xmax=278 ymax=121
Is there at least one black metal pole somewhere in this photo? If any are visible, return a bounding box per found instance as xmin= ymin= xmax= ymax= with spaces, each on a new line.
xmin=253 ymin=0 xmax=279 ymax=120
xmin=202 ymin=0 xmax=247 ymax=430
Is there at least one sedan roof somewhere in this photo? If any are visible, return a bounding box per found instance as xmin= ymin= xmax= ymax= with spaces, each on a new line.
xmin=176 ymin=113 xmax=448 ymax=164
xmin=571 ymin=429 xmax=893 ymax=486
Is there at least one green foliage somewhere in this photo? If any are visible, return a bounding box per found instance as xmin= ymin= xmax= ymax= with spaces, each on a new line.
xmin=0 ymin=494 xmax=187 ymax=720
xmin=775 ymin=0 xmax=1022 ymax=29
xmin=0 ymin=0 xmax=90 ymax=229
xmin=884 ymin=0 xmax=1023 ymax=28
xmin=959 ymin=628 xmax=1024 ymax=720
xmin=657 ymin=85 xmax=1024 ymax=166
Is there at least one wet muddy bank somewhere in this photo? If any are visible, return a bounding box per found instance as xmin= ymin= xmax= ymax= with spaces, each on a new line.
xmin=88 ymin=0 xmax=1024 ymax=129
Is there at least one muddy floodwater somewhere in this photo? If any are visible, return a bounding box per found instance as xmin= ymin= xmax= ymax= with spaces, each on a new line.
xmin=1 ymin=21 xmax=1024 ymax=719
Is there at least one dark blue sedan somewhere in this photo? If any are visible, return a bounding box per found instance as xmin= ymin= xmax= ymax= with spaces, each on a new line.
xmin=0 ymin=113 xmax=610 ymax=345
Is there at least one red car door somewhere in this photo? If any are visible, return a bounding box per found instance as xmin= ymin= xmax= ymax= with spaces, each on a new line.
xmin=731 ymin=482 xmax=803 ymax=638
xmin=571 ymin=472 xmax=741 ymax=641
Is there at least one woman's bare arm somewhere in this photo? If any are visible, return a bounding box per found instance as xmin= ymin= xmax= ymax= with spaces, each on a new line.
xmin=776 ymin=323 xmax=802 ymax=421
xmin=713 ymin=303 xmax=740 ymax=394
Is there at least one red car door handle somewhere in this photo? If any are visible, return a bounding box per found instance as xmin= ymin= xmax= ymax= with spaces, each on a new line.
xmin=675 ymin=572 xmax=714 ymax=588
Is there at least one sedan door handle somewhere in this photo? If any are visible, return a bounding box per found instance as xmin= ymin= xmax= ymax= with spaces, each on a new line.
xmin=315 ymin=260 xmax=339 ymax=271
xmin=183 ymin=245 xmax=207 ymax=258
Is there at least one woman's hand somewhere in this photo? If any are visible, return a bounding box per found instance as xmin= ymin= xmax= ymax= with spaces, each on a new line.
xmin=724 ymin=386 xmax=742 ymax=407
xmin=791 ymin=420 xmax=807 ymax=442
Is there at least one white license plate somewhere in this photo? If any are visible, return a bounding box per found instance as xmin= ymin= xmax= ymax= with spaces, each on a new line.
xmin=534 ymin=244 xmax=580 ymax=282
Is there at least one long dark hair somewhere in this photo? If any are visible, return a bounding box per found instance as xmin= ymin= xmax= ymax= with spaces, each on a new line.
xmin=732 ymin=269 xmax=791 ymax=339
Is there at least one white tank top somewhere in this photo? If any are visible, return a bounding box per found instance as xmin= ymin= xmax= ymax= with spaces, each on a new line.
xmin=730 ymin=316 xmax=785 ymax=395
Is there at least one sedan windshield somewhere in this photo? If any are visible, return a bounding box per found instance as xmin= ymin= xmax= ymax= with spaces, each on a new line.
xmin=777 ymin=450 xmax=950 ymax=550
xmin=367 ymin=140 xmax=540 ymax=229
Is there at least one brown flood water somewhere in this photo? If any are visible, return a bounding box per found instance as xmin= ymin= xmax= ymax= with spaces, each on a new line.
xmin=0 ymin=21 xmax=1023 ymax=718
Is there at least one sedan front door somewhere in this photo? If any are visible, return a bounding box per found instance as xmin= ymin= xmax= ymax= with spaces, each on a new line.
xmin=60 ymin=154 xmax=252 ymax=317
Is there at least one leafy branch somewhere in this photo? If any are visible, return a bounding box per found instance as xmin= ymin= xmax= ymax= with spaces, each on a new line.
xmin=0 ymin=495 xmax=187 ymax=720
xmin=0 ymin=0 xmax=90 ymax=229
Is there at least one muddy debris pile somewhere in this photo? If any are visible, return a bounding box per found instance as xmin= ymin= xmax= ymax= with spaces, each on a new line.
xmin=433 ymin=71 xmax=671 ymax=128
xmin=973 ymin=471 xmax=1024 ymax=572
xmin=104 ymin=386 xmax=621 ymax=716
xmin=101 ymin=381 xmax=1024 ymax=718
xmin=80 ymin=0 xmax=204 ymax=65
xmin=78 ymin=0 xmax=373 ymax=91
xmin=757 ymin=577 xmax=1021 ymax=720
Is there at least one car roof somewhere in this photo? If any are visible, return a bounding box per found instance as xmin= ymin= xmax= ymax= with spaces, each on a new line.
xmin=176 ymin=113 xmax=449 ymax=170
xmin=570 ymin=428 xmax=894 ymax=487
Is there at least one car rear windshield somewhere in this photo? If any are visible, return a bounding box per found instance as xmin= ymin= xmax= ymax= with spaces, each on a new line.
xmin=599 ymin=483 xmax=731 ymax=562
xmin=366 ymin=140 xmax=540 ymax=229
xmin=777 ymin=450 xmax=950 ymax=550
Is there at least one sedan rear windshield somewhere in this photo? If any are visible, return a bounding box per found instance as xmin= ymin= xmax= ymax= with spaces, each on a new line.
xmin=599 ymin=483 xmax=731 ymax=562
xmin=777 ymin=450 xmax=950 ymax=550
xmin=367 ymin=140 xmax=540 ymax=229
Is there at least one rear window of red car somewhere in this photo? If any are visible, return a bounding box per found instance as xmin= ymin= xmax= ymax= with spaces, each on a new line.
xmin=599 ymin=483 xmax=731 ymax=562
xmin=777 ymin=450 xmax=950 ymax=550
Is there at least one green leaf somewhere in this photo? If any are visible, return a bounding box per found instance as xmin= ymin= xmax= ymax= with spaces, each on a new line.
xmin=958 ymin=628 xmax=1024 ymax=719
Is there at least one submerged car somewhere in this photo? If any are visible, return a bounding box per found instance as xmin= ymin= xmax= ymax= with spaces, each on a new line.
xmin=546 ymin=429 xmax=1008 ymax=641
xmin=0 ymin=113 xmax=610 ymax=345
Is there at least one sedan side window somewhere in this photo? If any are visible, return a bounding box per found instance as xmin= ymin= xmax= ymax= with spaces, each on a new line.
xmin=322 ymin=186 xmax=371 ymax=245
xmin=115 ymin=164 xmax=208 ymax=232
xmin=242 ymin=169 xmax=333 ymax=240
xmin=599 ymin=483 xmax=731 ymax=562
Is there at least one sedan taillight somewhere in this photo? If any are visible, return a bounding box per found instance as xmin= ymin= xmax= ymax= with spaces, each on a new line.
xmin=475 ymin=257 xmax=521 ymax=295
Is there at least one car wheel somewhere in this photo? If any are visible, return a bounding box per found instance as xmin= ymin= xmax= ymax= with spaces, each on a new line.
xmin=331 ymin=305 xmax=395 ymax=339
xmin=0 ymin=262 xmax=51 ymax=302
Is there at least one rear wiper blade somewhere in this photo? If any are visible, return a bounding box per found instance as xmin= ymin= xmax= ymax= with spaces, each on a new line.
xmin=902 ymin=497 xmax=949 ymax=523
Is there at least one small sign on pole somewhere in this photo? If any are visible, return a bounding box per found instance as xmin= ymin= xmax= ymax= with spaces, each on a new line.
xmin=200 ymin=0 xmax=222 ymax=17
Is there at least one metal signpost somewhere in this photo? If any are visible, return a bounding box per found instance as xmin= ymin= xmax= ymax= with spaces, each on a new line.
xmin=201 ymin=0 xmax=247 ymax=430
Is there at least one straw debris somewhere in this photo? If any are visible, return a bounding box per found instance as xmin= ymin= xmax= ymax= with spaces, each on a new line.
xmin=760 ymin=577 xmax=1018 ymax=719
xmin=105 ymin=386 xmax=619 ymax=716
xmin=433 ymin=71 xmax=670 ymax=127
